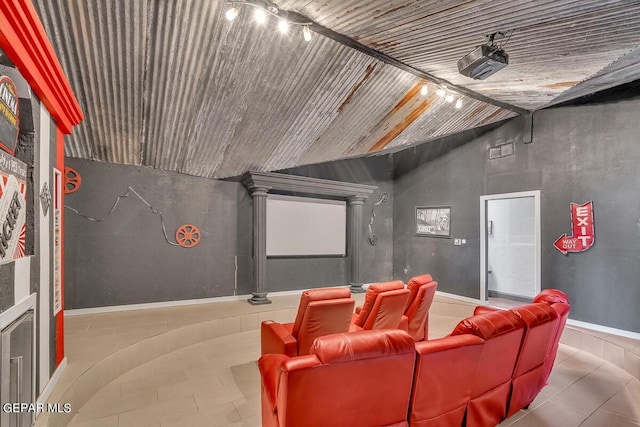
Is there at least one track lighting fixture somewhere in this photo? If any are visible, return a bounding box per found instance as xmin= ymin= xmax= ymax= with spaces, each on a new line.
xmin=225 ymin=1 xmax=314 ymax=42
xmin=254 ymin=7 xmax=267 ymax=24
xmin=225 ymin=5 xmax=239 ymax=21
xmin=303 ymin=25 xmax=312 ymax=41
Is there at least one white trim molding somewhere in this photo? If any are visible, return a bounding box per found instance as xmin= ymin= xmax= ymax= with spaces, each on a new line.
xmin=566 ymin=319 xmax=640 ymax=341
xmin=36 ymin=357 xmax=67 ymax=407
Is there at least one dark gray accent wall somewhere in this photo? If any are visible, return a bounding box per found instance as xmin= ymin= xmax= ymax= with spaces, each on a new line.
xmin=64 ymin=159 xmax=243 ymax=309
xmin=277 ymin=155 xmax=394 ymax=286
xmin=0 ymin=263 xmax=15 ymax=312
xmin=394 ymin=100 xmax=640 ymax=333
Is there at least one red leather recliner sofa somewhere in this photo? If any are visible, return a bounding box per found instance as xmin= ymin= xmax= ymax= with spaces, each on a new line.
xmin=259 ymin=329 xmax=416 ymax=427
xmin=259 ymin=289 xmax=570 ymax=427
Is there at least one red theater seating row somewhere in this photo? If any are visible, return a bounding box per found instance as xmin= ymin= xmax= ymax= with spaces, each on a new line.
xmin=261 ymin=275 xmax=438 ymax=357
xmin=259 ymin=289 xmax=570 ymax=427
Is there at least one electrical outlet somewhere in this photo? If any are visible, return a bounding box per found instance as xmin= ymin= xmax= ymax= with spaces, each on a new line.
xmin=454 ymin=239 xmax=461 ymax=245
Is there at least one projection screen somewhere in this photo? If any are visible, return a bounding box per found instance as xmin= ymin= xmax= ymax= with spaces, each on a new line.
xmin=266 ymin=194 xmax=347 ymax=256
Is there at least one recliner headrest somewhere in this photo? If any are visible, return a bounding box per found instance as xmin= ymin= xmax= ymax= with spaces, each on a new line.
xmin=354 ymin=280 xmax=405 ymax=327
xmin=293 ymin=288 xmax=352 ymax=336
xmin=406 ymin=274 xmax=434 ymax=308
xmin=532 ymin=289 xmax=570 ymax=305
xmin=511 ymin=303 xmax=558 ymax=327
xmin=451 ymin=309 xmax=523 ymax=339
xmin=311 ymin=329 xmax=414 ymax=364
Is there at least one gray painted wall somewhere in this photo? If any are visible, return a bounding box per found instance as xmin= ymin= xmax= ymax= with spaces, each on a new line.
xmin=394 ymin=100 xmax=640 ymax=333
xmin=63 ymin=159 xmax=243 ymax=309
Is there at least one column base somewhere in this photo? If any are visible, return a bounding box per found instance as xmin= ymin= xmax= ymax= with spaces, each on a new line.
xmin=349 ymin=283 xmax=366 ymax=294
xmin=248 ymin=292 xmax=272 ymax=305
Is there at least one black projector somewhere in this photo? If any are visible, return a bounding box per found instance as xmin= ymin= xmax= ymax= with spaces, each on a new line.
xmin=457 ymin=44 xmax=508 ymax=80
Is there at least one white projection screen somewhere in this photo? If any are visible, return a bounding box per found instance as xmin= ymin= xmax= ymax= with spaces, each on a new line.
xmin=266 ymin=194 xmax=347 ymax=257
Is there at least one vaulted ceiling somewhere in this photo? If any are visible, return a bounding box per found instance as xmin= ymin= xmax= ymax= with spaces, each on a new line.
xmin=33 ymin=0 xmax=640 ymax=178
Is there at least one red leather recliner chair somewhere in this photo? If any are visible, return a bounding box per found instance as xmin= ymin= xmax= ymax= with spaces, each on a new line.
xmin=401 ymin=274 xmax=438 ymax=341
xmin=409 ymin=334 xmax=485 ymax=427
xmin=507 ymin=302 xmax=559 ymax=416
xmin=351 ymin=280 xmax=410 ymax=331
xmin=260 ymin=287 xmax=355 ymax=356
xmin=259 ymin=329 xmax=416 ymax=427
xmin=450 ymin=309 xmax=525 ymax=427
xmin=532 ymin=289 xmax=571 ymax=385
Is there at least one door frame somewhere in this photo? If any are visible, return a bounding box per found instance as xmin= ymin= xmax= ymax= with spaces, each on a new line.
xmin=480 ymin=190 xmax=541 ymax=303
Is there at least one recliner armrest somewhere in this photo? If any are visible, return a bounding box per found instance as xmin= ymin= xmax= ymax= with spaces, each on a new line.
xmin=261 ymin=321 xmax=297 ymax=357
xmin=258 ymin=353 xmax=289 ymax=411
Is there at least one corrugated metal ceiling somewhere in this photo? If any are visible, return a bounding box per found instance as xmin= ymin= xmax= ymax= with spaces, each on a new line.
xmin=32 ymin=0 xmax=640 ymax=178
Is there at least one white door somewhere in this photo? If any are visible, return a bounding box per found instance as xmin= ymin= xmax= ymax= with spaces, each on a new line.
xmin=480 ymin=191 xmax=541 ymax=303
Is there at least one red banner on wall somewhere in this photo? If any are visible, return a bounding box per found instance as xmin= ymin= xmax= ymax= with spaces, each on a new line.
xmin=553 ymin=201 xmax=595 ymax=255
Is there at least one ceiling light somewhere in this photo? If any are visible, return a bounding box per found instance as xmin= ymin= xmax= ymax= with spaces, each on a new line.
xmin=225 ymin=6 xmax=239 ymax=21
xmin=420 ymin=84 xmax=429 ymax=96
xmin=455 ymin=99 xmax=463 ymax=109
xmin=446 ymin=94 xmax=454 ymax=103
xmin=278 ymin=19 xmax=289 ymax=33
xmin=436 ymin=88 xmax=446 ymax=98
xmin=254 ymin=8 xmax=267 ymax=24
xmin=303 ymin=25 xmax=312 ymax=41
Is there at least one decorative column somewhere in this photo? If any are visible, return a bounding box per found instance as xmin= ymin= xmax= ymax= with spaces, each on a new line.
xmin=348 ymin=196 xmax=366 ymax=293
xmin=249 ymin=186 xmax=271 ymax=305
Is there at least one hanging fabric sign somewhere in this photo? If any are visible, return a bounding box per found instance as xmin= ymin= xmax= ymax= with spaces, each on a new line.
xmin=0 ymin=149 xmax=27 ymax=264
xmin=0 ymin=75 xmax=19 ymax=155
xmin=553 ymin=201 xmax=594 ymax=255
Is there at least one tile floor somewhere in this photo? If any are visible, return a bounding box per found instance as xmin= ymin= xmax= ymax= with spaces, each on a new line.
xmin=39 ymin=293 xmax=640 ymax=427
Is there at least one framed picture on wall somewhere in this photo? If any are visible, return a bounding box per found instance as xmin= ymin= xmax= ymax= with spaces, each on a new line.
xmin=416 ymin=206 xmax=451 ymax=238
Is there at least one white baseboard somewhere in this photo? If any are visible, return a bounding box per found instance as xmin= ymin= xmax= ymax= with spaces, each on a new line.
xmin=36 ymin=357 xmax=67 ymax=406
xmin=65 ymin=294 xmax=253 ymax=316
xmin=64 ymin=286 xmax=355 ymax=316
xmin=435 ymin=290 xmax=484 ymax=306
xmin=566 ymin=319 xmax=640 ymax=341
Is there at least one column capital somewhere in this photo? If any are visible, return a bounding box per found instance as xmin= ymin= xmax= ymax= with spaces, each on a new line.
xmin=250 ymin=186 xmax=270 ymax=197
xmin=348 ymin=196 xmax=366 ymax=205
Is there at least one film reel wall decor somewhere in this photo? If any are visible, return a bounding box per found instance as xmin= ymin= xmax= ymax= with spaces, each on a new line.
xmin=65 ymin=185 xmax=204 ymax=248
xmin=64 ymin=166 xmax=82 ymax=194
xmin=175 ymin=224 xmax=201 ymax=248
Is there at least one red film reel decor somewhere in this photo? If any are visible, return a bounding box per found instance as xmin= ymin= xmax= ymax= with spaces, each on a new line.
xmin=64 ymin=167 xmax=82 ymax=194
xmin=176 ymin=224 xmax=201 ymax=248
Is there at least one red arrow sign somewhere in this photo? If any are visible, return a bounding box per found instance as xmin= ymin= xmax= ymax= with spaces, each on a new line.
xmin=554 ymin=202 xmax=595 ymax=255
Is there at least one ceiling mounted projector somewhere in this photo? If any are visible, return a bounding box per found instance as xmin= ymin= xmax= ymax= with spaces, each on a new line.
xmin=458 ymin=43 xmax=509 ymax=80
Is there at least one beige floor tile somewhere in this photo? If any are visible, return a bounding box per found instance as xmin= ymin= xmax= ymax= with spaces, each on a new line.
xmin=42 ymin=294 xmax=640 ymax=427
xmin=579 ymin=410 xmax=640 ymax=427
xmin=550 ymin=374 xmax=626 ymax=415
xmin=160 ymin=402 xmax=241 ymax=427
xmin=509 ymin=401 xmax=588 ymax=426
xmin=222 ymin=414 xmax=261 ymax=427
xmin=193 ymin=382 xmax=247 ymax=407
xmin=117 ymin=395 xmax=198 ymax=427
xmin=232 ymin=394 xmax=261 ymax=419
xmin=76 ymin=391 xmax=158 ymax=422
xmin=555 ymin=351 xmax=603 ymax=375
xmin=72 ymin=414 xmax=119 ymax=427
xmin=600 ymin=379 xmax=640 ymax=422
xmin=156 ymin=372 xmax=225 ymax=402
xmin=591 ymin=361 xmax=634 ymax=384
